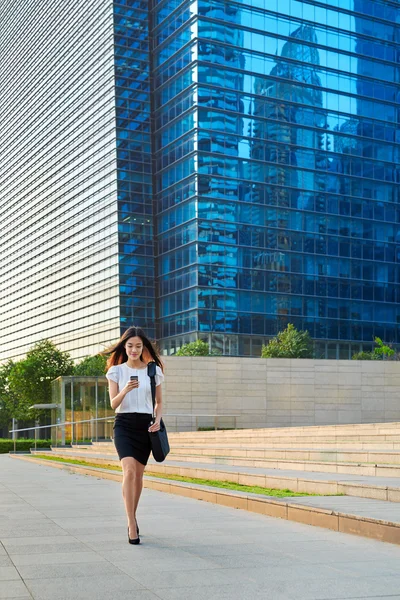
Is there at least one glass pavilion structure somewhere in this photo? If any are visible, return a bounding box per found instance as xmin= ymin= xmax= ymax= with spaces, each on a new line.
xmin=1 ymin=0 xmax=399 ymax=361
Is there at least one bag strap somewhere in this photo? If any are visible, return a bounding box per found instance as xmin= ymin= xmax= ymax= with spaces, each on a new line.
xmin=147 ymin=361 xmax=156 ymax=418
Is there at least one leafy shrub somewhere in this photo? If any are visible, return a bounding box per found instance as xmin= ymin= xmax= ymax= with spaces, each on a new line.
xmin=352 ymin=338 xmax=396 ymax=360
xmin=261 ymin=324 xmax=313 ymax=359
xmin=0 ymin=439 xmax=52 ymax=453
xmin=176 ymin=340 xmax=220 ymax=356
xmin=351 ymin=351 xmax=377 ymax=360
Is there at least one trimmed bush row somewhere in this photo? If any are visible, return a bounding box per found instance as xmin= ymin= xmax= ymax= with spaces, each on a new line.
xmin=0 ymin=439 xmax=52 ymax=454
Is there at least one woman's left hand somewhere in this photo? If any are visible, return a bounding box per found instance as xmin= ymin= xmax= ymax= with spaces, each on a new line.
xmin=148 ymin=419 xmax=161 ymax=433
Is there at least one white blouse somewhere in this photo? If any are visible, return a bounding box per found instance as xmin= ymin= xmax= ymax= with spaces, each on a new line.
xmin=106 ymin=363 xmax=164 ymax=414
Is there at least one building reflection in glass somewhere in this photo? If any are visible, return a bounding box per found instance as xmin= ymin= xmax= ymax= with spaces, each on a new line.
xmin=152 ymin=0 xmax=400 ymax=358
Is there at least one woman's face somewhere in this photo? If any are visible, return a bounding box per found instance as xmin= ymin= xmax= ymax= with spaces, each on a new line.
xmin=125 ymin=336 xmax=144 ymax=360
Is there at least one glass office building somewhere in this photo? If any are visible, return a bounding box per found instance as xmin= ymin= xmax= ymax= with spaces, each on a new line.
xmin=154 ymin=0 xmax=400 ymax=358
xmin=0 ymin=0 xmax=155 ymax=362
xmin=1 ymin=0 xmax=400 ymax=362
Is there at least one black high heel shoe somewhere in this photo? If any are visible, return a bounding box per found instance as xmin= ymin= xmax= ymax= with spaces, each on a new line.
xmin=136 ymin=518 xmax=139 ymax=536
xmin=128 ymin=527 xmax=140 ymax=545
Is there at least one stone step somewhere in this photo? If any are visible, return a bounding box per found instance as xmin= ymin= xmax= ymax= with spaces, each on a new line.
xmin=81 ymin=422 xmax=400 ymax=450
xmin=170 ymin=446 xmax=400 ymax=464
xmin=89 ymin=422 xmax=400 ymax=442
xmin=168 ymin=432 xmax=400 ymax=441
xmin=170 ymin=434 xmax=400 ymax=441
xmin=168 ymin=453 xmax=400 ymax=478
xmin=170 ymin=441 xmax=400 ymax=450
xmin=167 ymin=436 xmax=400 ymax=446
xmin=47 ymin=447 xmax=400 ymax=477
xmin=184 ymin=440 xmax=400 ymax=449
xmin=171 ymin=433 xmax=400 ymax=440
xmin=83 ymin=440 xmax=400 ymax=452
xmin=172 ymin=426 xmax=400 ymax=434
xmin=35 ymin=449 xmax=400 ymax=503
xmin=12 ymin=453 xmax=400 ymax=546
xmin=168 ymin=422 xmax=400 ymax=437
xmin=66 ymin=444 xmax=400 ymax=466
xmin=173 ymin=421 xmax=400 ymax=431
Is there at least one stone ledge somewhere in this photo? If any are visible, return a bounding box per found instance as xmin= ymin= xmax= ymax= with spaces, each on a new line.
xmin=30 ymin=450 xmax=400 ymax=502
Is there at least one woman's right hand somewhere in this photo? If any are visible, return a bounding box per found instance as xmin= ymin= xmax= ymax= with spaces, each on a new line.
xmin=123 ymin=379 xmax=139 ymax=394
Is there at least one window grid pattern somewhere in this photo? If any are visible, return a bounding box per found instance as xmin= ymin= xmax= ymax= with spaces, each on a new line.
xmin=0 ymin=0 xmax=121 ymax=362
xmin=114 ymin=1 xmax=156 ymax=337
xmin=152 ymin=0 xmax=400 ymax=356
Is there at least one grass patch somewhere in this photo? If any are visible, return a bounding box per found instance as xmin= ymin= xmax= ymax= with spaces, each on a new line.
xmin=30 ymin=454 xmax=321 ymax=498
xmin=197 ymin=427 xmax=235 ymax=431
xmin=144 ymin=472 xmax=319 ymax=497
xmin=32 ymin=454 xmax=121 ymax=471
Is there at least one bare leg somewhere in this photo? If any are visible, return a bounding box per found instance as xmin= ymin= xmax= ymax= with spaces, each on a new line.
xmin=121 ymin=457 xmax=145 ymax=539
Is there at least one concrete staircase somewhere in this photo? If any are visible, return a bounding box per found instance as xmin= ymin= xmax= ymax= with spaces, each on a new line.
xmin=46 ymin=421 xmax=400 ymax=467
xmin=169 ymin=422 xmax=400 ymax=449
xmin=27 ymin=421 xmax=400 ymax=497
xmin=12 ymin=421 xmax=400 ymax=545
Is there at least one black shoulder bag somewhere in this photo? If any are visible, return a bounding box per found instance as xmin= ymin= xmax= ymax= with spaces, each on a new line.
xmin=147 ymin=361 xmax=170 ymax=462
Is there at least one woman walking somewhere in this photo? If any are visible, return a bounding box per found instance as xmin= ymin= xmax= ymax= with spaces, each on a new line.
xmin=105 ymin=326 xmax=164 ymax=545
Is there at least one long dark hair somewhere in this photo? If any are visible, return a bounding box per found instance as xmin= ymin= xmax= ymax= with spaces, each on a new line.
xmin=103 ymin=327 xmax=163 ymax=372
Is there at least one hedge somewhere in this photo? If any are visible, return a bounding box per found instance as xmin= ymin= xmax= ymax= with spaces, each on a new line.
xmin=0 ymin=439 xmax=52 ymax=453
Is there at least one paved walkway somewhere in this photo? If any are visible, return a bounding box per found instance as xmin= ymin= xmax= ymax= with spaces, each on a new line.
xmin=1 ymin=455 xmax=400 ymax=600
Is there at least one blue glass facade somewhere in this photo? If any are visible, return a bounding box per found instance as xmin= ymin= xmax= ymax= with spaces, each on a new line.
xmin=153 ymin=0 xmax=400 ymax=358
xmin=114 ymin=1 xmax=156 ymax=338
xmin=1 ymin=0 xmax=400 ymax=362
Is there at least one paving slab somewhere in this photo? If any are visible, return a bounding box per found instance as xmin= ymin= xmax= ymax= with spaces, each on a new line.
xmin=0 ymin=565 xmax=21 ymax=580
xmin=0 ymin=579 xmax=31 ymax=599
xmin=286 ymin=495 xmax=400 ymax=521
xmin=1 ymin=455 xmax=400 ymax=600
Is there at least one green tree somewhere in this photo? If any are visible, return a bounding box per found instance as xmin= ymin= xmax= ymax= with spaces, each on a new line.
xmin=261 ymin=324 xmax=314 ymax=359
xmin=8 ymin=340 xmax=74 ymax=420
xmin=73 ymin=354 xmax=107 ymax=376
xmin=373 ymin=337 xmax=395 ymax=359
xmin=176 ymin=340 xmax=219 ymax=356
xmin=352 ymin=338 xmax=396 ymax=361
xmin=0 ymin=360 xmax=17 ymax=428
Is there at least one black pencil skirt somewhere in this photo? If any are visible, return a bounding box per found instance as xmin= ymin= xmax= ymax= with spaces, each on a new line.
xmin=113 ymin=413 xmax=153 ymax=465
